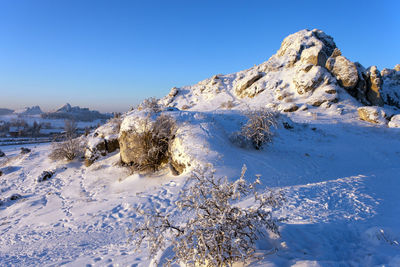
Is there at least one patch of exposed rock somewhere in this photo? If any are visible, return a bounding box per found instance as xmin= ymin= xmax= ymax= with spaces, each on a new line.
xmin=84 ymin=118 xmax=121 ymax=166
xmin=357 ymin=106 xmax=387 ymax=124
xmin=234 ymin=72 xmax=264 ymax=98
xmin=325 ymin=49 xmax=359 ymax=90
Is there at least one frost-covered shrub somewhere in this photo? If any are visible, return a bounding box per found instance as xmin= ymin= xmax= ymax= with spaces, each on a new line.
xmin=49 ymin=137 xmax=84 ymax=161
xmin=237 ymin=108 xmax=277 ymax=150
xmin=123 ymin=114 xmax=176 ymax=172
xmin=131 ymin=165 xmax=284 ymax=266
xmin=138 ymin=97 xmax=162 ymax=113
xmin=220 ymin=100 xmax=235 ymax=109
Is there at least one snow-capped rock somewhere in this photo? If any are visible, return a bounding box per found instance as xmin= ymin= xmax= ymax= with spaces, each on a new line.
xmin=388 ymin=114 xmax=400 ymax=128
xmin=357 ymin=106 xmax=387 ymax=124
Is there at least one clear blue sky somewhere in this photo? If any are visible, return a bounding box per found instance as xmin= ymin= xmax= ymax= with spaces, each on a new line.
xmin=0 ymin=0 xmax=399 ymax=112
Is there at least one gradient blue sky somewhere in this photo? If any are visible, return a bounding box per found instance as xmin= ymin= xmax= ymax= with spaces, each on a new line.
xmin=0 ymin=0 xmax=399 ymax=112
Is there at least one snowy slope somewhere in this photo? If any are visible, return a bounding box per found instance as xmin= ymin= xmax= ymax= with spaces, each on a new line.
xmin=1 ymin=29 xmax=400 ymax=266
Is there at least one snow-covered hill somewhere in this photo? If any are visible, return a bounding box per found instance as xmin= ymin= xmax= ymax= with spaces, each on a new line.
xmin=1 ymin=29 xmax=400 ymax=266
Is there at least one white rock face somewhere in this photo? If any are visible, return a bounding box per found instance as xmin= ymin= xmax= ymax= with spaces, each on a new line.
xmin=388 ymin=114 xmax=400 ymax=128
xmin=276 ymin=29 xmax=336 ymax=67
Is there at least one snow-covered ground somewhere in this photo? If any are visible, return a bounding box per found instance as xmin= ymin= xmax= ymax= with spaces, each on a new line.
xmin=1 ymin=110 xmax=400 ymax=266
xmin=1 ymin=29 xmax=400 ymax=266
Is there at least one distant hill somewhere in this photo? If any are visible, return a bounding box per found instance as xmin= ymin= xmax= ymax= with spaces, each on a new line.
xmin=41 ymin=103 xmax=112 ymax=122
xmin=0 ymin=108 xmax=14 ymax=115
xmin=14 ymin=106 xmax=43 ymax=115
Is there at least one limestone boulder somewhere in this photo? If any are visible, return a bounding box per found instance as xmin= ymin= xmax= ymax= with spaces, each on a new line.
xmin=325 ymin=55 xmax=359 ymax=89
xmin=292 ymin=65 xmax=326 ymax=95
xmin=366 ymin=66 xmax=384 ymax=106
xmin=388 ymin=114 xmax=400 ymax=128
xmin=276 ymin=29 xmax=336 ymax=67
xmin=234 ymin=72 xmax=264 ymax=98
xmin=357 ymin=106 xmax=387 ymax=124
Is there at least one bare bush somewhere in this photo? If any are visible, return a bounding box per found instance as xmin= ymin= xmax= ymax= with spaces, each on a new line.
xmin=49 ymin=119 xmax=84 ymax=161
xmin=131 ymin=165 xmax=284 ymax=266
xmin=138 ymin=97 xmax=162 ymax=113
xmin=220 ymin=100 xmax=235 ymax=109
xmin=237 ymin=108 xmax=277 ymax=150
xmin=124 ymin=114 xmax=176 ymax=172
xmin=49 ymin=137 xmax=84 ymax=161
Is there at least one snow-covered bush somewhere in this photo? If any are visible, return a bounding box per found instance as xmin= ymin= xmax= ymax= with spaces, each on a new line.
xmin=138 ymin=97 xmax=162 ymax=113
xmin=131 ymin=165 xmax=284 ymax=266
xmin=49 ymin=137 xmax=84 ymax=161
xmin=123 ymin=114 xmax=176 ymax=172
xmin=238 ymin=108 xmax=277 ymax=150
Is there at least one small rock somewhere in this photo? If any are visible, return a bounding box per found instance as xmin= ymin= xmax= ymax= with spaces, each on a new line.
xmin=0 ymin=150 xmax=5 ymax=157
xmin=283 ymin=104 xmax=299 ymax=112
xmin=357 ymin=106 xmax=387 ymax=124
xmin=38 ymin=171 xmax=54 ymax=182
xmin=0 ymin=170 xmax=3 ymax=176
xmin=283 ymin=122 xmax=293 ymax=129
xmin=20 ymin=147 xmax=31 ymax=154
xmin=388 ymin=114 xmax=400 ymax=128
xmin=9 ymin=194 xmax=22 ymax=201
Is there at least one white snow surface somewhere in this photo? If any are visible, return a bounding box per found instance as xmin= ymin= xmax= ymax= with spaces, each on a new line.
xmin=1 ymin=29 xmax=400 ymax=266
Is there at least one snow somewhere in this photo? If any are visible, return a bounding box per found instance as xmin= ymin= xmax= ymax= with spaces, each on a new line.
xmin=1 ymin=29 xmax=400 ymax=266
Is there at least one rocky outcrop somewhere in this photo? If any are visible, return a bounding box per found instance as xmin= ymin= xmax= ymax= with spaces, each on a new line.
xmin=395 ymin=64 xmax=400 ymax=72
xmin=119 ymin=111 xmax=181 ymax=174
xmin=84 ymin=118 xmax=121 ymax=166
xmin=234 ymin=72 xmax=264 ymax=98
xmin=357 ymin=106 xmax=387 ymax=124
xmin=381 ymin=66 xmax=400 ymax=108
xmin=325 ymin=51 xmax=359 ymax=90
xmin=292 ymin=65 xmax=326 ymax=95
xmin=276 ymin=29 xmax=336 ymax=68
xmin=365 ymin=66 xmax=384 ymax=106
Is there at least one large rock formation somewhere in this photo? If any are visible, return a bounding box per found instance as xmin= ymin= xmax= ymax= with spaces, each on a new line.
xmin=276 ymin=29 xmax=336 ymax=68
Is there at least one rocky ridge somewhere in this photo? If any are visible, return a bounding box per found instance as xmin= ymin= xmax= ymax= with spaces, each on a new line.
xmin=86 ymin=29 xmax=400 ymax=169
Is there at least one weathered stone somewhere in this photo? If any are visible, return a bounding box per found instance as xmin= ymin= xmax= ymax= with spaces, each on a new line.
xmin=395 ymin=64 xmax=400 ymax=72
xmin=283 ymin=104 xmax=299 ymax=112
xmin=325 ymin=55 xmax=358 ymax=89
xmin=357 ymin=106 xmax=387 ymax=124
xmin=293 ymin=65 xmax=325 ymax=95
xmin=366 ymin=66 xmax=384 ymax=106
xmin=300 ymin=46 xmax=328 ymax=67
xmin=388 ymin=114 xmax=400 ymax=128
xmin=235 ymin=73 xmax=264 ymax=98
xmin=20 ymin=147 xmax=31 ymax=154
xmin=276 ymin=29 xmax=336 ymax=67
xmin=169 ymin=159 xmax=185 ymax=176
